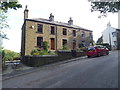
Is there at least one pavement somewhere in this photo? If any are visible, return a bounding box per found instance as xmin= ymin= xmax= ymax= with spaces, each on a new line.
xmin=3 ymin=56 xmax=87 ymax=80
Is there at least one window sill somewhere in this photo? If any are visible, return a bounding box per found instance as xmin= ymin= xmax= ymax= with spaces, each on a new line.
xmin=35 ymin=46 xmax=43 ymax=48
xmin=50 ymin=34 xmax=55 ymax=35
xmin=36 ymin=32 xmax=43 ymax=34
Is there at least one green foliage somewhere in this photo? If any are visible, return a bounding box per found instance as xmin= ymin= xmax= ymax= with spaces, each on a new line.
xmin=2 ymin=49 xmax=20 ymax=63
xmin=0 ymin=47 xmax=3 ymax=55
xmin=39 ymin=50 xmax=48 ymax=55
xmin=31 ymin=49 xmax=57 ymax=55
xmin=62 ymin=44 xmax=69 ymax=50
xmin=89 ymin=1 xmax=120 ymax=17
xmin=0 ymin=2 xmax=22 ymax=12
xmin=0 ymin=11 xmax=9 ymax=29
xmin=31 ymin=49 xmax=39 ymax=55
xmin=77 ymin=43 xmax=87 ymax=52
xmin=76 ymin=48 xmax=83 ymax=52
xmin=0 ymin=1 xmax=22 ymax=40
xmin=97 ymin=36 xmax=103 ymax=44
xmin=43 ymin=41 xmax=48 ymax=51
xmin=78 ymin=43 xmax=84 ymax=48
xmin=91 ymin=2 xmax=120 ymax=13
xmin=48 ymin=52 xmax=56 ymax=55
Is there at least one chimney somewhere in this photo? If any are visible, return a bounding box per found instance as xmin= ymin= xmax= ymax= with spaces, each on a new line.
xmin=24 ymin=5 xmax=29 ymax=20
xmin=49 ymin=13 xmax=54 ymax=21
xmin=68 ymin=17 xmax=73 ymax=25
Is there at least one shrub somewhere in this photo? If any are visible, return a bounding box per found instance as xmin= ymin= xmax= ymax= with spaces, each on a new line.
xmin=76 ymin=48 xmax=83 ymax=52
xmin=43 ymin=41 xmax=48 ymax=51
xmin=31 ymin=49 xmax=39 ymax=55
xmin=2 ymin=49 xmax=20 ymax=62
xmin=39 ymin=50 xmax=48 ymax=55
xmin=63 ymin=44 xmax=69 ymax=50
xmin=77 ymin=47 xmax=87 ymax=52
xmin=78 ymin=43 xmax=84 ymax=48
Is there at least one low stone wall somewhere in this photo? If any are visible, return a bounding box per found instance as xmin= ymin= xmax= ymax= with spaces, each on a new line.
xmin=21 ymin=50 xmax=86 ymax=67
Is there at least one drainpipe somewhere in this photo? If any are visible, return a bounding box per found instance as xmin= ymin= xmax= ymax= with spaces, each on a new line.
xmin=55 ymin=25 xmax=57 ymax=51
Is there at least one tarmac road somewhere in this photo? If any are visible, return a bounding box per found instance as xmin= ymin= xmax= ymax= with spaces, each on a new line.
xmin=2 ymin=51 xmax=118 ymax=88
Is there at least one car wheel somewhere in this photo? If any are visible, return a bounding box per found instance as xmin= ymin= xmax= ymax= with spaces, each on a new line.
xmin=104 ymin=51 xmax=107 ymax=55
xmin=88 ymin=56 xmax=90 ymax=58
xmin=97 ymin=52 xmax=101 ymax=57
xmin=106 ymin=51 xmax=109 ymax=55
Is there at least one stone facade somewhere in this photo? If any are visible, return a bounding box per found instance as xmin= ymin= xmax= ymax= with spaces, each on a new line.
xmin=21 ymin=7 xmax=93 ymax=56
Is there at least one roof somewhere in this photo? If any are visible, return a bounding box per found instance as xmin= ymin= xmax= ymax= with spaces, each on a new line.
xmin=111 ymin=27 xmax=120 ymax=30
xmin=25 ymin=18 xmax=93 ymax=32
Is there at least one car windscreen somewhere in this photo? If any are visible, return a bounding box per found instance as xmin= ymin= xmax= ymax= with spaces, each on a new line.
xmin=88 ymin=47 xmax=95 ymax=51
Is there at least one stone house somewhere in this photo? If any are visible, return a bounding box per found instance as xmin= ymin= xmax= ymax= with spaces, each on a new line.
xmin=21 ymin=6 xmax=93 ymax=56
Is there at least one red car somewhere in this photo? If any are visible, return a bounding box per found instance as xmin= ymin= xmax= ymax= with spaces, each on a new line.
xmin=86 ymin=45 xmax=109 ymax=58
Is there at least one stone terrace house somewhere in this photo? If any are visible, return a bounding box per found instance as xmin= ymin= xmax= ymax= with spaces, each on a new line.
xmin=21 ymin=6 xmax=93 ymax=56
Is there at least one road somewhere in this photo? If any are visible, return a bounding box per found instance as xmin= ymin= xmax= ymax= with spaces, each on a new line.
xmin=3 ymin=51 xmax=118 ymax=88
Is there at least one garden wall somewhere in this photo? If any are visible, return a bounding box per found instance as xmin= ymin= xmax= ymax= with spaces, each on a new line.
xmin=21 ymin=50 xmax=86 ymax=67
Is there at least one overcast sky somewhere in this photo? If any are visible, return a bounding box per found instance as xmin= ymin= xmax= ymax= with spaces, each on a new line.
xmin=2 ymin=0 xmax=118 ymax=52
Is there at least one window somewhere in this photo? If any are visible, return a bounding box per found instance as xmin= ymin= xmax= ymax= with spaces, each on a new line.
xmin=89 ymin=42 xmax=93 ymax=46
xmin=82 ymin=41 xmax=86 ymax=46
xmin=82 ymin=32 xmax=85 ymax=38
xmin=112 ymin=32 xmax=116 ymax=37
xmin=38 ymin=24 xmax=43 ymax=33
xmin=73 ymin=30 xmax=76 ymax=36
xmin=51 ymin=26 xmax=55 ymax=35
xmin=62 ymin=39 xmax=67 ymax=46
xmin=89 ymin=33 xmax=92 ymax=39
xmin=63 ymin=28 xmax=67 ymax=35
xmin=37 ymin=37 xmax=43 ymax=48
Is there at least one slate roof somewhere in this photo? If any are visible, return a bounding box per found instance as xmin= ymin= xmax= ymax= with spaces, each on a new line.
xmin=26 ymin=18 xmax=93 ymax=32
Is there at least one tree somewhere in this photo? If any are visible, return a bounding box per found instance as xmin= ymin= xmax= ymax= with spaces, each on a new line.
xmin=0 ymin=1 xmax=22 ymax=65
xmin=0 ymin=2 xmax=22 ymax=12
xmin=0 ymin=1 xmax=22 ymax=38
xmin=89 ymin=1 xmax=120 ymax=17
xmin=97 ymin=36 xmax=103 ymax=44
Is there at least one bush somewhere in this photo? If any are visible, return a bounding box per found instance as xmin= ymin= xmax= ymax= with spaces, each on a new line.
xmin=62 ymin=44 xmax=69 ymax=50
xmin=78 ymin=43 xmax=84 ymax=48
xmin=77 ymin=47 xmax=87 ymax=52
xmin=43 ymin=41 xmax=48 ymax=51
xmin=48 ymin=52 xmax=57 ymax=55
xmin=2 ymin=49 xmax=20 ymax=63
xmin=31 ymin=49 xmax=39 ymax=55
xmin=39 ymin=50 xmax=48 ymax=55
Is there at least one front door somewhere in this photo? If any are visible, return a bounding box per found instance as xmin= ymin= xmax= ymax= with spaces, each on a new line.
xmin=51 ymin=38 xmax=55 ymax=50
xmin=72 ymin=40 xmax=76 ymax=50
xmin=73 ymin=42 xmax=76 ymax=50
